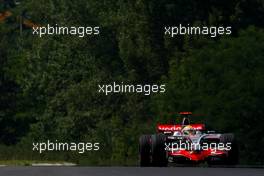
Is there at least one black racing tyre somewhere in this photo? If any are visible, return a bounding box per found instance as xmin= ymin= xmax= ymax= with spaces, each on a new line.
xmin=220 ymin=133 xmax=239 ymax=165
xmin=139 ymin=135 xmax=151 ymax=167
xmin=151 ymin=134 xmax=168 ymax=167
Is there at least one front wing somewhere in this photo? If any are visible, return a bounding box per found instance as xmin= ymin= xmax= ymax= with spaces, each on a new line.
xmin=168 ymin=149 xmax=228 ymax=162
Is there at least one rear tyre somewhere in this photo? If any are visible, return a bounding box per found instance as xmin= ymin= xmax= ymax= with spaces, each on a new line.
xmin=220 ymin=133 xmax=239 ymax=165
xmin=139 ymin=135 xmax=151 ymax=167
xmin=151 ymin=134 xmax=168 ymax=167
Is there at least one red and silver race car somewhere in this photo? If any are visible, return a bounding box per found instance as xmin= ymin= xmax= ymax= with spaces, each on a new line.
xmin=139 ymin=112 xmax=238 ymax=167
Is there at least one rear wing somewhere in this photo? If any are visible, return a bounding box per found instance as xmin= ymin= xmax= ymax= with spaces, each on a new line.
xmin=157 ymin=124 xmax=205 ymax=133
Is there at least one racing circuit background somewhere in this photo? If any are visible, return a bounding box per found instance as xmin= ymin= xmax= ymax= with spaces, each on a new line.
xmin=0 ymin=0 xmax=264 ymax=167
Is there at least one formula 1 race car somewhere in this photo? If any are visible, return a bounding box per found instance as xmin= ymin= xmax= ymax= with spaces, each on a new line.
xmin=139 ymin=112 xmax=238 ymax=167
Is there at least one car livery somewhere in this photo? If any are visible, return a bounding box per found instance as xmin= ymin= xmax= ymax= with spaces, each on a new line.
xmin=139 ymin=112 xmax=238 ymax=167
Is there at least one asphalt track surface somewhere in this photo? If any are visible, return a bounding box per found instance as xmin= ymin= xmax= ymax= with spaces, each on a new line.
xmin=0 ymin=167 xmax=263 ymax=176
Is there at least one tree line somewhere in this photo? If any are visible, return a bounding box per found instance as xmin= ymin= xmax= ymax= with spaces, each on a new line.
xmin=0 ymin=0 xmax=264 ymax=165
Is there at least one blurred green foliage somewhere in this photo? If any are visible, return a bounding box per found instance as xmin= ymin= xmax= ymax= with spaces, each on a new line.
xmin=0 ymin=0 xmax=264 ymax=165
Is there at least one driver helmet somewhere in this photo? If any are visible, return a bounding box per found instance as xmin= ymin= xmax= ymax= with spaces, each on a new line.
xmin=182 ymin=125 xmax=196 ymax=135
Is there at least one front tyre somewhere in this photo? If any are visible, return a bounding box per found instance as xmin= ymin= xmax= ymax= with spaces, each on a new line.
xmin=220 ymin=133 xmax=239 ymax=165
xmin=139 ymin=135 xmax=151 ymax=167
xmin=151 ymin=134 xmax=168 ymax=167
